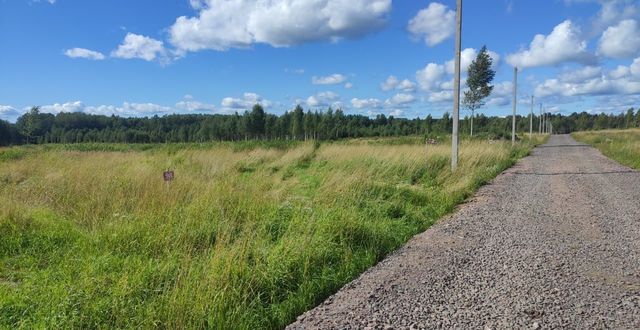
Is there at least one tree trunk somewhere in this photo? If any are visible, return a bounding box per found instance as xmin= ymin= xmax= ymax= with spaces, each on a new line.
xmin=470 ymin=110 xmax=474 ymax=137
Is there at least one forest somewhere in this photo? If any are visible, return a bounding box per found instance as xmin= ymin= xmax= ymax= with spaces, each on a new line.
xmin=1 ymin=104 xmax=639 ymax=146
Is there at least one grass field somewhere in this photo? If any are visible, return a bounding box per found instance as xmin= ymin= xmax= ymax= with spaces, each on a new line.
xmin=0 ymin=135 xmax=546 ymax=329
xmin=573 ymin=129 xmax=640 ymax=170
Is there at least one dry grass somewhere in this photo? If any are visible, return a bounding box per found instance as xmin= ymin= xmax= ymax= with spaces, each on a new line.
xmin=0 ymin=136 xmax=546 ymax=329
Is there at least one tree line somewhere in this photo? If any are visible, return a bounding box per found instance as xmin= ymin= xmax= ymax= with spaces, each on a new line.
xmin=0 ymin=105 xmax=639 ymax=146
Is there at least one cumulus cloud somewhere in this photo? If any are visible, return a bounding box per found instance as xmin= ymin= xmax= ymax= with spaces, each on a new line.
xmin=351 ymin=98 xmax=383 ymax=109
xmin=312 ymin=74 xmax=348 ymax=85
xmin=381 ymin=76 xmax=416 ymax=92
xmin=558 ymin=66 xmax=603 ymax=83
xmin=0 ymin=105 xmax=23 ymax=122
xmin=589 ymin=0 xmax=639 ymax=36
xmin=506 ymin=20 xmax=593 ymax=68
xmin=169 ymin=0 xmax=392 ymax=53
xmin=111 ymin=33 xmax=167 ymax=62
xmin=407 ymin=2 xmax=455 ymax=46
xmin=40 ymin=101 xmax=86 ymax=114
xmin=221 ymin=92 xmax=272 ymax=112
xmin=445 ymin=48 xmax=501 ymax=74
xmin=64 ymin=48 xmax=105 ymax=60
xmin=305 ymin=91 xmax=340 ymax=107
xmin=175 ymin=100 xmax=216 ymax=112
xmin=416 ymin=63 xmax=446 ymax=91
xmin=385 ymin=93 xmax=416 ymax=107
xmin=344 ymin=82 xmax=353 ymax=89
xmin=598 ymin=19 xmax=640 ymax=58
xmin=535 ymin=58 xmax=640 ymax=98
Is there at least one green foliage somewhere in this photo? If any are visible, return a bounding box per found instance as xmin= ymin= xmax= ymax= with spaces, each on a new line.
xmin=1 ymin=103 xmax=638 ymax=146
xmin=0 ymin=137 xmax=545 ymax=329
xmin=463 ymin=46 xmax=495 ymax=113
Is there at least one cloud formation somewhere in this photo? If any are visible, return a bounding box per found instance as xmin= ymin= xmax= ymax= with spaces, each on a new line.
xmin=312 ymin=74 xmax=348 ymax=85
xmin=111 ymin=33 xmax=167 ymax=62
xmin=221 ymin=93 xmax=272 ymax=112
xmin=407 ymin=2 xmax=455 ymax=46
xmin=507 ymin=20 xmax=592 ymax=68
xmin=598 ymin=19 xmax=640 ymax=58
xmin=169 ymin=0 xmax=392 ymax=53
xmin=64 ymin=48 xmax=105 ymax=60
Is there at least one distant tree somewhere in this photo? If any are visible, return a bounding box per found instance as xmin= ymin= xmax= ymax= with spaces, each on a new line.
xmin=16 ymin=106 xmax=45 ymax=144
xmin=247 ymin=104 xmax=266 ymax=138
xmin=291 ymin=105 xmax=304 ymax=140
xmin=463 ymin=46 xmax=495 ymax=137
xmin=625 ymin=107 xmax=635 ymax=128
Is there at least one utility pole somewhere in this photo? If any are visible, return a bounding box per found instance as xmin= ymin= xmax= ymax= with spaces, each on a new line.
xmin=529 ymin=95 xmax=533 ymax=141
xmin=539 ymin=104 xmax=542 ymax=134
xmin=512 ymin=66 xmax=518 ymax=145
xmin=451 ymin=0 xmax=462 ymax=171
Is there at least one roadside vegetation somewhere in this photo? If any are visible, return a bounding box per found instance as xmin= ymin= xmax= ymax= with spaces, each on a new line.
xmin=1 ymin=135 xmax=546 ymax=329
xmin=573 ymin=129 xmax=640 ymax=169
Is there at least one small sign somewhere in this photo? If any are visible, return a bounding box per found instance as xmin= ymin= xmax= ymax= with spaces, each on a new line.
xmin=163 ymin=170 xmax=174 ymax=182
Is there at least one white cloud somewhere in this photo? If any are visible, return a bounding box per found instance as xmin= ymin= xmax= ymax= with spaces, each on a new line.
xmin=535 ymin=59 xmax=640 ymax=98
xmin=506 ymin=20 xmax=592 ymax=68
xmin=312 ymin=74 xmax=347 ymax=85
xmin=598 ymin=19 xmax=640 ymax=58
xmin=64 ymin=48 xmax=105 ymax=60
xmin=381 ymin=76 xmax=416 ymax=92
xmin=40 ymin=101 xmax=86 ymax=114
xmin=381 ymin=76 xmax=400 ymax=91
xmin=111 ymin=33 xmax=167 ymax=62
xmin=385 ymin=93 xmax=416 ymax=107
xmin=175 ymin=99 xmax=216 ymax=112
xmin=189 ymin=0 xmax=206 ymax=9
xmin=428 ymin=90 xmax=452 ymax=102
xmin=221 ymin=92 xmax=272 ymax=111
xmin=86 ymin=103 xmax=172 ymax=116
xmin=306 ymin=91 xmax=340 ymax=107
xmin=169 ymin=0 xmax=392 ymax=53
xmin=351 ymin=98 xmax=383 ymax=109
xmin=0 ymin=105 xmax=22 ymax=122
xmin=416 ymin=63 xmax=446 ymax=91
xmin=559 ymin=66 xmax=603 ymax=82
xmin=445 ymin=48 xmax=501 ymax=74
xmin=590 ymin=0 xmax=639 ymax=36
xmin=344 ymin=82 xmax=353 ymax=89
xmin=407 ymin=2 xmax=455 ymax=46
xmin=30 ymin=101 xmax=173 ymax=117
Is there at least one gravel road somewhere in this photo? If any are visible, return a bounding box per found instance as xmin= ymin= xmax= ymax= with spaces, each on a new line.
xmin=288 ymin=135 xmax=640 ymax=329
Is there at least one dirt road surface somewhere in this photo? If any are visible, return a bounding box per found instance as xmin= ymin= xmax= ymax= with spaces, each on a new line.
xmin=288 ymin=135 xmax=640 ymax=329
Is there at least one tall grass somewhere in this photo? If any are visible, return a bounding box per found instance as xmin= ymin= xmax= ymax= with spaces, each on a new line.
xmin=0 ymin=136 xmax=546 ymax=329
xmin=573 ymin=129 xmax=640 ymax=169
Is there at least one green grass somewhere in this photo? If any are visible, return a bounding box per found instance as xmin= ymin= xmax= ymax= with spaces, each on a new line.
xmin=572 ymin=129 xmax=640 ymax=169
xmin=0 ymin=135 xmax=547 ymax=329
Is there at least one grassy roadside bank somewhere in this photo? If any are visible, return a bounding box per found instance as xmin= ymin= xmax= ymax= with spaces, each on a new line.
xmin=572 ymin=129 xmax=640 ymax=170
xmin=1 ymin=135 xmax=547 ymax=329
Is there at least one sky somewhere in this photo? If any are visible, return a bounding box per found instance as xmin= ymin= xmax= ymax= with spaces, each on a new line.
xmin=1 ymin=0 xmax=639 ymax=122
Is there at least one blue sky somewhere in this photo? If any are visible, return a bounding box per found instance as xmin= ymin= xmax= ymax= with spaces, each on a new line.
xmin=1 ymin=0 xmax=639 ymax=122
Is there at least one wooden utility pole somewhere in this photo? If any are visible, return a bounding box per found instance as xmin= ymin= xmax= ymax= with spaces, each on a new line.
xmin=529 ymin=95 xmax=533 ymax=141
xmin=451 ymin=0 xmax=462 ymax=171
xmin=539 ymin=104 xmax=543 ymax=134
xmin=512 ymin=67 xmax=518 ymax=145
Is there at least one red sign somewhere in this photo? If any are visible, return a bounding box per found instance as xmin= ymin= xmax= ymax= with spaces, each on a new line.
xmin=163 ymin=170 xmax=174 ymax=182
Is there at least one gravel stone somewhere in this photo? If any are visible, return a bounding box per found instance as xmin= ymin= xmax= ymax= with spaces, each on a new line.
xmin=288 ymin=135 xmax=640 ymax=329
